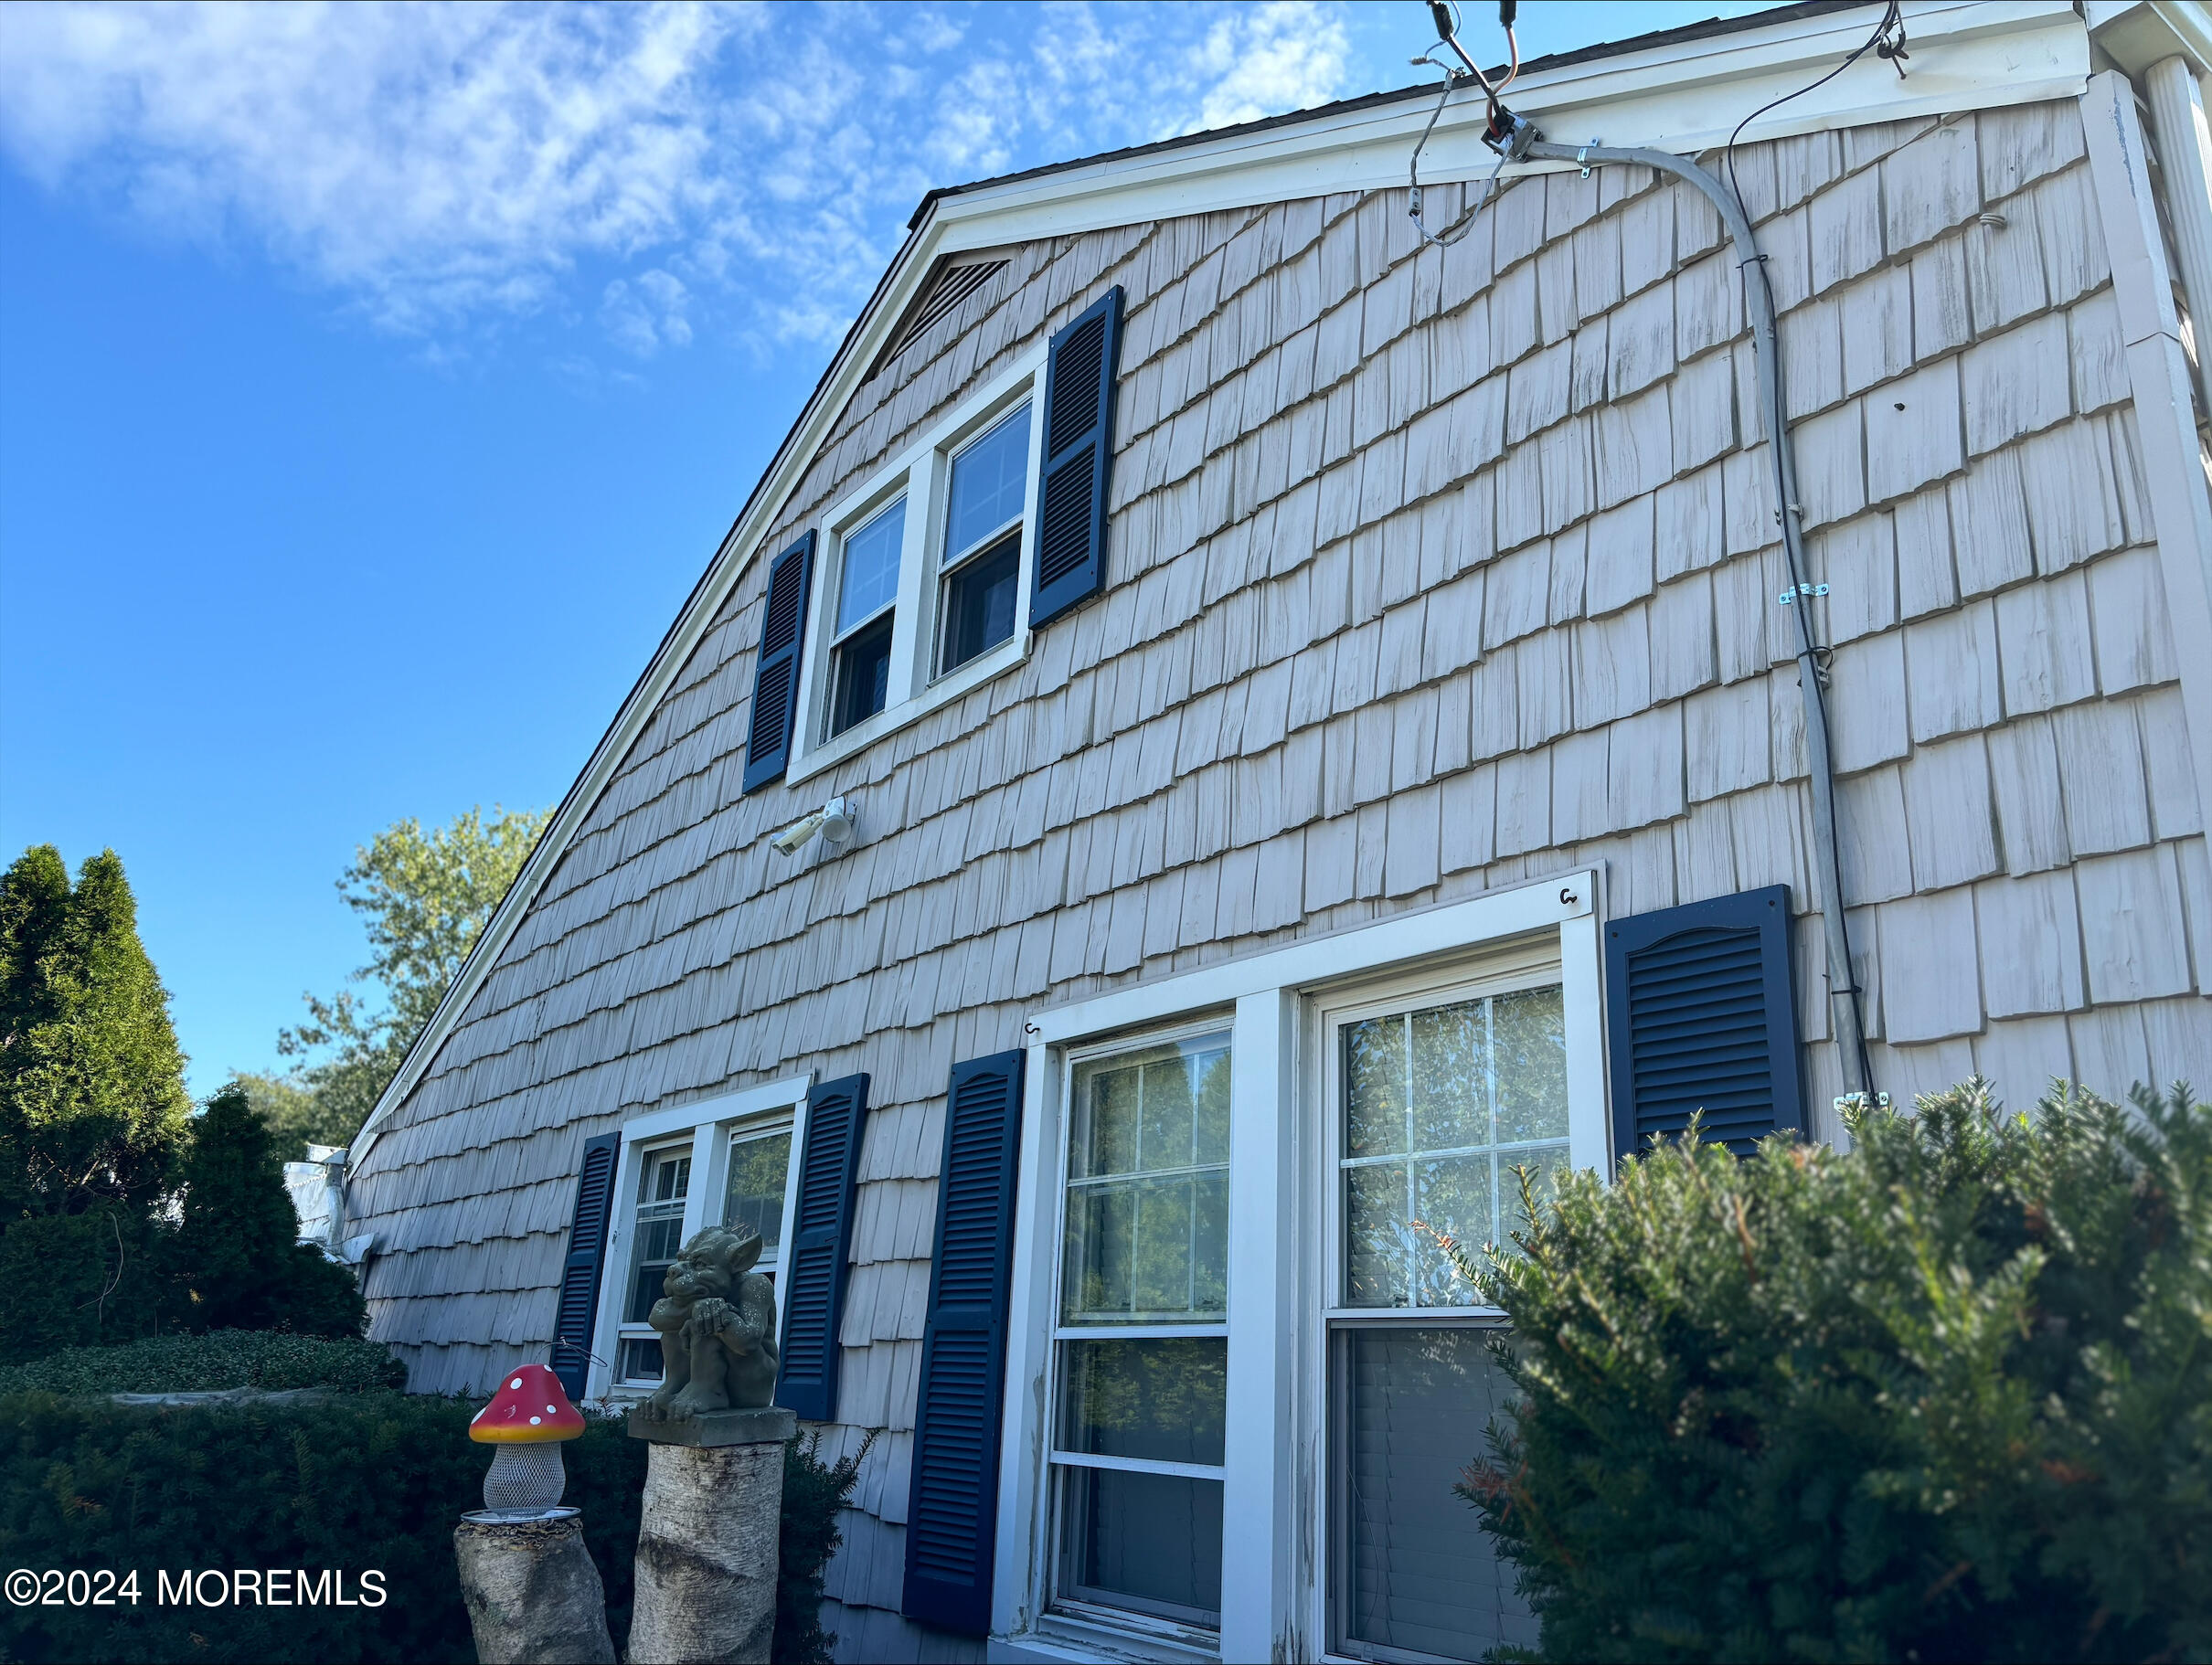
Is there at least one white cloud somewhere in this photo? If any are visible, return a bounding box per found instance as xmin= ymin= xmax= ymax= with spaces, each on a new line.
xmin=0 ymin=2 xmax=1360 ymax=357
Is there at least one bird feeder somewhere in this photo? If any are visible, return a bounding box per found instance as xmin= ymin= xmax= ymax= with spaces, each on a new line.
xmin=469 ymin=1363 xmax=586 ymax=1513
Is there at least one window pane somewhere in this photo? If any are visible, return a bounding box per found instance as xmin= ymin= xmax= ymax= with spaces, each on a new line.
xmin=624 ymin=1147 xmax=693 ymax=1324
xmin=939 ymin=531 xmax=1019 ymax=673
xmin=1414 ymin=1155 xmax=1492 ymax=1308
xmin=1345 ymin=1161 xmax=1411 ymax=1309
xmin=1345 ymin=1015 xmax=1408 ymax=1158
xmin=830 ymin=612 xmax=894 ymax=735
xmin=1340 ymin=988 xmax=1569 ymax=1309
xmin=723 ymin=1129 xmax=791 ymax=1256
xmin=1411 ymin=1001 xmax=1488 ymax=1151
xmin=1055 ymin=1337 xmax=1226 ymax=1466
xmin=618 ymin=1337 xmax=665 ymax=1383
xmin=945 ymin=404 xmax=1029 ymax=557
xmin=1129 ymin=1175 xmax=1196 ymax=1313
xmin=1339 ymin=1327 xmax=1534 ymax=1661
xmin=1064 ymin=1034 xmax=1230 ymax=1324
xmin=1493 ymin=987 xmax=1569 ymax=1143
xmin=836 ymin=499 xmax=905 ymax=635
xmin=1058 ymin=1467 xmax=1223 ymax=1628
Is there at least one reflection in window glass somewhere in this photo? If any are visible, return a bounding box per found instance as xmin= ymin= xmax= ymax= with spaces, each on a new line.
xmin=722 ymin=1129 xmax=792 ymax=1258
xmin=1341 ymin=986 xmax=1568 ymax=1309
xmin=944 ymin=404 xmax=1029 ymax=559
xmin=836 ymin=500 xmax=905 ymax=634
xmin=939 ymin=532 xmax=1021 ymax=674
xmin=1062 ymin=1035 xmax=1231 ymax=1323
xmin=1057 ymin=1337 xmax=1226 ymax=1464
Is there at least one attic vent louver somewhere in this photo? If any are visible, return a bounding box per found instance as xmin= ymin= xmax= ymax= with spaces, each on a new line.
xmin=872 ymin=258 xmax=1008 ymax=380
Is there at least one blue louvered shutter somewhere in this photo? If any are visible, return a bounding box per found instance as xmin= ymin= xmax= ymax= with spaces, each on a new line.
xmin=548 ymin=1131 xmax=620 ymax=1400
xmin=1606 ymin=885 xmax=1804 ymax=1159
xmin=902 ymin=1050 xmax=1026 ymax=1635
xmin=742 ymin=531 xmax=815 ymax=793
xmin=1028 ymin=287 xmax=1122 ymax=630
xmin=775 ymin=1073 xmax=870 ymax=1421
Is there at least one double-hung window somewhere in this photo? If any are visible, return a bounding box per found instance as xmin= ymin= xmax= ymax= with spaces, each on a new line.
xmin=1323 ymin=966 xmax=1566 ymax=1663
xmin=999 ymin=873 xmax=1610 ymax=1662
xmin=789 ymin=349 xmax=1047 ymax=780
xmin=1049 ymin=1026 xmax=1232 ymax=1634
xmin=829 ymin=499 xmax=905 ymax=737
xmin=589 ymin=1078 xmax=811 ymax=1401
xmin=937 ymin=403 xmax=1029 ymax=676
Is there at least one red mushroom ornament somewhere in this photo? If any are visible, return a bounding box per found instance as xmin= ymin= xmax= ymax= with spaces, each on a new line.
xmin=469 ymin=1363 xmax=586 ymax=1512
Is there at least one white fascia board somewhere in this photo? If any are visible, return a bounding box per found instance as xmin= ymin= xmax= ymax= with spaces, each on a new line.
xmin=932 ymin=1 xmax=2089 ymax=255
xmin=348 ymin=0 xmax=2086 ymax=1173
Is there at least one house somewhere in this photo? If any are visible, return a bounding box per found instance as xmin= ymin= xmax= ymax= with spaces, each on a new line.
xmin=342 ymin=3 xmax=2212 ymax=1660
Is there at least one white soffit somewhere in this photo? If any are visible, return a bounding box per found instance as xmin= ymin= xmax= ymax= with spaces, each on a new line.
xmin=348 ymin=0 xmax=2096 ymax=1168
xmin=2084 ymin=1 xmax=2212 ymax=76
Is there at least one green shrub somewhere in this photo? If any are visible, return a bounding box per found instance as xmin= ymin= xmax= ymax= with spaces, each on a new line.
xmin=0 ymin=1206 xmax=168 ymax=1363
xmin=1463 ymin=1081 xmax=2212 ymax=1664
xmin=1 ymin=1390 xmax=858 ymax=1663
xmin=0 ymin=1330 xmax=406 ymax=1396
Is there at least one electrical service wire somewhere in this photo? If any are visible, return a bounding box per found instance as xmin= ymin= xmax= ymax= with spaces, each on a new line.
xmin=1407 ymin=1 xmax=1519 ymax=247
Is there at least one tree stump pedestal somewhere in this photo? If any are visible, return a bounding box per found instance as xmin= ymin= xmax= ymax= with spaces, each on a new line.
xmin=626 ymin=1405 xmax=796 ymax=1665
xmin=453 ymin=1506 xmax=615 ymax=1664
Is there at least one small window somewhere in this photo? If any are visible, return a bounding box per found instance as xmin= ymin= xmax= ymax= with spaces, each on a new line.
xmin=1050 ymin=1031 xmax=1230 ymax=1632
xmin=615 ymin=1144 xmax=692 ymax=1385
xmin=938 ymin=403 xmax=1029 ymax=675
xmin=830 ymin=498 xmax=905 ymax=736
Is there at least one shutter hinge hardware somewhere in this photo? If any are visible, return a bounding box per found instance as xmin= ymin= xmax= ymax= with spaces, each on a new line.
xmin=1777 ymin=583 xmax=1829 ymax=606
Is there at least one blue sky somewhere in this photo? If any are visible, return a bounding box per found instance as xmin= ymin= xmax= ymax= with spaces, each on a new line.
xmin=0 ymin=1 xmax=1773 ymax=1098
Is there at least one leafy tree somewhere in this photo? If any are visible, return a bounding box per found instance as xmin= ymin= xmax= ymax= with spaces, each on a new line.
xmin=168 ymin=1084 xmax=364 ymax=1337
xmin=231 ymin=1067 xmax=356 ymax=1163
xmin=0 ymin=845 xmax=190 ymax=1224
xmin=1458 ymin=1080 xmax=2212 ymax=1665
xmin=275 ymin=804 xmax=548 ymax=1146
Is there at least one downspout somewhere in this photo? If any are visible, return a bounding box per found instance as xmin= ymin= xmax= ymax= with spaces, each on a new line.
xmin=2141 ymin=58 xmax=2212 ymax=423
xmin=1510 ymin=131 xmax=1875 ymax=1101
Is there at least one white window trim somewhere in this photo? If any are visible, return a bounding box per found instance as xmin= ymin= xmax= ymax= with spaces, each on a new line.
xmin=786 ymin=345 xmax=1048 ymax=790
xmin=992 ymin=872 xmax=1605 ymax=1663
xmin=585 ymin=1075 xmax=813 ymax=1404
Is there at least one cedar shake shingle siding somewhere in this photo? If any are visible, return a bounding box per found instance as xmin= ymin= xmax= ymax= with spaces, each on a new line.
xmin=347 ymin=96 xmax=2209 ymax=1660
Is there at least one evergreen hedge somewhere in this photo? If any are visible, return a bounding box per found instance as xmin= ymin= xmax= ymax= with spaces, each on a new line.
xmin=1463 ymin=1081 xmax=2212 ymax=1664
xmin=1 ymin=1391 xmax=861 ymax=1663
xmin=0 ymin=1331 xmax=407 ymax=1397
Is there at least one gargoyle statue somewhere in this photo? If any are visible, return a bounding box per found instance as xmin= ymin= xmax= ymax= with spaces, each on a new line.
xmin=643 ymin=1226 xmax=780 ymax=1416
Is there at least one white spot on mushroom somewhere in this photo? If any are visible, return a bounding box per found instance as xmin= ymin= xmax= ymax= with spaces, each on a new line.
xmin=547 ymin=1405 xmax=558 ymax=1415
xmin=510 ymin=1378 xmax=523 ymax=1390
xmin=529 ymin=1416 xmax=542 ymax=1426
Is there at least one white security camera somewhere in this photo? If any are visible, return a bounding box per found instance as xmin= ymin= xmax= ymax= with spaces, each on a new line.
xmin=771 ymin=796 xmax=856 ymax=856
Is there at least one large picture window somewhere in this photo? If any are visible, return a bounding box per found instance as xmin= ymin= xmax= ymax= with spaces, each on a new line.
xmin=1049 ymin=1028 xmax=1231 ymax=1633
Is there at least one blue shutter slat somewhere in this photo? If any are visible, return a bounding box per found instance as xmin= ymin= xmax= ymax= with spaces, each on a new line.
xmin=775 ymin=1073 xmax=869 ymax=1421
xmin=1028 ymin=288 xmax=1122 ymax=630
xmin=1606 ymin=886 xmax=1803 ymax=1160
xmin=548 ymin=1131 xmax=620 ymax=1401
xmin=742 ymin=532 xmax=815 ymax=794
xmin=902 ymin=1050 xmax=1026 ymax=1636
